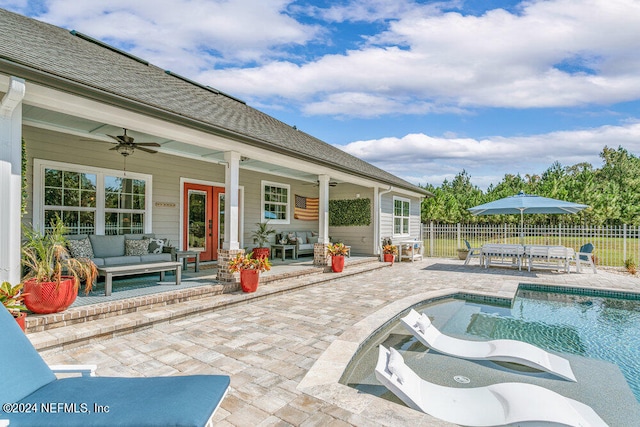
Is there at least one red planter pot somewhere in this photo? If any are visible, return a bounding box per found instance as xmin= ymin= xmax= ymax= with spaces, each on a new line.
xmin=23 ymin=276 xmax=78 ymax=314
xmin=331 ymin=255 xmax=345 ymax=273
xmin=252 ymin=247 xmax=270 ymax=260
xmin=383 ymin=253 xmax=395 ymax=264
xmin=14 ymin=311 xmax=27 ymax=331
xmin=240 ymin=269 xmax=260 ymax=293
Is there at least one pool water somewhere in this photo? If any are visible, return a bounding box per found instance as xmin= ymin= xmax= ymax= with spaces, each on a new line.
xmin=459 ymin=289 xmax=640 ymax=401
xmin=341 ymin=288 xmax=640 ymax=406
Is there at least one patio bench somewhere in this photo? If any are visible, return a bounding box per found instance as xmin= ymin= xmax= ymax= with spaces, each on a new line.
xmin=526 ymin=245 xmax=574 ymax=273
xmin=481 ymin=244 xmax=524 ymax=270
xmin=97 ymin=261 xmax=182 ymax=296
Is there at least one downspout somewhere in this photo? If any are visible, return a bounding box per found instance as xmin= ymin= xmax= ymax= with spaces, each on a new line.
xmin=375 ymin=186 xmax=394 ymax=256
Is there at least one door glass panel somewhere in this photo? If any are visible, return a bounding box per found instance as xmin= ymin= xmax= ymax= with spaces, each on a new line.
xmin=188 ymin=190 xmax=207 ymax=251
xmin=218 ymin=194 xmax=225 ymax=251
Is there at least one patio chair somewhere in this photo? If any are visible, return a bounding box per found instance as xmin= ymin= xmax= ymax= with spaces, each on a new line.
xmin=463 ymin=239 xmax=482 ymax=265
xmin=375 ymin=345 xmax=607 ymax=427
xmin=574 ymin=243 xmax=597 ymax=273
xmin=0 ymin=307 xmax=230 ymax=427
xmin=401 ymin=309 xmax=576 ymax=381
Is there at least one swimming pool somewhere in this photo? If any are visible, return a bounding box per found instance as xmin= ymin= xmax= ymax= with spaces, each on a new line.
xmin=340 ymin=285 xmax=640 ymax=423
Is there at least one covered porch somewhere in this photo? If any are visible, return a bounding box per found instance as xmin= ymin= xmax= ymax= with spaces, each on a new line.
xmin=24 ymin=254 xmax=387 ymax=350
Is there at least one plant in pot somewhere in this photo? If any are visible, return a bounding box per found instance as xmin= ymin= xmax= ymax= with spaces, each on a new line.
xmin=228 ymin=251 xmax=272 ymax=293
xmin=382 ymin=244 xmax=398 ymax=264
xmin=21 ymin=217 xmax=98 ymax=314
xmin=250 ymin=221 xmax=276 ymax=259
xmin=1 ymin=281 xmax=28 ymax=331
xmin=327 ymin=243 xmax=349 ymax=273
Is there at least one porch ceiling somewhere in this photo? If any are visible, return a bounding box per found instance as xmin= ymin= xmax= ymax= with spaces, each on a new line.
xmin=23 ymin=104 xmax=324 ymax=184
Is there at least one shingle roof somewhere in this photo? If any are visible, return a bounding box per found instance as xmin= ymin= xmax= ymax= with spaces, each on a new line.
xmin=0 ymin=8 xmax=428 ymax=196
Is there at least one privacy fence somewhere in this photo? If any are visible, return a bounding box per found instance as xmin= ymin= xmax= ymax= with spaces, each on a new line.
xmin=422 ymin=223 xmax=640 ymax=268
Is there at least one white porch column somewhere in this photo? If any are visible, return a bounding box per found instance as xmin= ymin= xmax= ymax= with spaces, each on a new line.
xmin=217 ymin=151 xmax=243 ymax=284
xmin=317 ymin=174 xmax=330 ymax=243
xmin=0 ymin=77 xmax=26 ymax=285
xmin=314 ymin=174 xmax=330 ymax=266
xmin=223 ymin=151 xmax=241 ymax=250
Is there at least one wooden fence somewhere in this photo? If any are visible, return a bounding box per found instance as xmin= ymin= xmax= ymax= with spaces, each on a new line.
xmin=422 ymin=222 xmax=640 ymax=267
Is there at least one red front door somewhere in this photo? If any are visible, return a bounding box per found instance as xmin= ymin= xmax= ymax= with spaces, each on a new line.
xmin=183 ymin=183 xmax=224 ymax=261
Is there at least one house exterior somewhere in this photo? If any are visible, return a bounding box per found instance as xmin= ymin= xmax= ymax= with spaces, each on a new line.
xmin=0 ymin=8 xmax=429 ymax=285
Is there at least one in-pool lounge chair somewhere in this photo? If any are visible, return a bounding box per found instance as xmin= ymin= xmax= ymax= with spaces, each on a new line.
xmin=0 ymin=307 xmax=230 ymax=427
xmin=375 ymin=346 xmax=607 ymax=427
xmin=401 ymin=309 xmax=577 ymax=382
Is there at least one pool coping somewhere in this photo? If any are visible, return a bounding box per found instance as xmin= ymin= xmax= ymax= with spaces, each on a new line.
xmin=297 ymin=283 xmax=640 ymax=426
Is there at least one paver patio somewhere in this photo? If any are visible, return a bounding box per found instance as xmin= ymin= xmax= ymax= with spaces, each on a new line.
xmin=37 ymin=258 xmax=640 ymax=426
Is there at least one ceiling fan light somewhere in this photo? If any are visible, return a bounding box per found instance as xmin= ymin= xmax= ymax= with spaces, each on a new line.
xmin=116 ymin=144 xmax=134 ymax=157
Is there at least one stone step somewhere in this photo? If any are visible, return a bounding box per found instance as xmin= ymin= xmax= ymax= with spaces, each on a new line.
xmin=29 ymin=257 xmax=388 ymax=352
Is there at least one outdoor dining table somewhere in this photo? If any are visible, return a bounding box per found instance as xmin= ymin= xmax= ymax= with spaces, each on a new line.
xmin=480 ymin=243 xmax=576 ymax=273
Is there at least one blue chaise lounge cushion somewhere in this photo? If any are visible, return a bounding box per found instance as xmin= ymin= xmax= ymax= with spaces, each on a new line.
xmin=8 ymin=375 xmax=230 ymax=427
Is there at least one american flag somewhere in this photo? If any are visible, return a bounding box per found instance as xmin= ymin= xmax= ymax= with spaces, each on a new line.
xmin=294 ymin=194 xmax=319 ymax=220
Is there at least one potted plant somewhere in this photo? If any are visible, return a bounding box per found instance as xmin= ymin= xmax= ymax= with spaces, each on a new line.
xmin=250 ymin=221 xmax=276 ymax=259
xmin=21 ymin=217 xmax=98 ymax=314
xmin=382 ymin=244 xmax=398 ymax=264
xmin=1 ymin=281 xmax=28 ymax=331
xmin=457 ymin=248 xmax=470 ymax=260
xmin=327 ymin=243 xmax=349 ymax=273
xmin=228 ymin=251 xmax=272 ymax=292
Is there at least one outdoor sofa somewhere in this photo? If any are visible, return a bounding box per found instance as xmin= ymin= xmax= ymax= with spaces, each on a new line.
xmin=276 ymin=231 xmax=320 ymax=256
xmin=65 ymin=233 xmax=174 ymax=266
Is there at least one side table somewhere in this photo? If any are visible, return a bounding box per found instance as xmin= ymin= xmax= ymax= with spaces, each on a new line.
xmin=175 ymin=250 xmax=201 ymax=272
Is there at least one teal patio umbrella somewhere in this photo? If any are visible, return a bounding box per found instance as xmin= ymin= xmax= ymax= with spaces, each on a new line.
xmin=468 ymin=192 xmax=588 ymax=243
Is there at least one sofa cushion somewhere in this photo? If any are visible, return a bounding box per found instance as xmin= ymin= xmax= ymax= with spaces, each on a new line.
xmin=307 ymin=236 xmax=319 ymax=244
xmin=298 ymin=243 xmax=314 ymax=251
xmin=67 ymin=237 xmax=94 ymax=258
xmin=89 ymin=235 xmax=125 ymax=258
xmin=140 ymin=253 xmax=172 ymax=263
xmin=90 ymin=258 xmax=105 ymax=267
xmin=103 ymin=256 xmax=142 ymax=265
xmin=125 ymin=239 xmax=150 ymax=256
xmin=148 ymin=238 xmax=168 ymax=254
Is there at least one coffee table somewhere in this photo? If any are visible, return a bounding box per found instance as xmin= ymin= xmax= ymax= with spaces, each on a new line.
xmin=96 ymin=261 xmax=182 ymax=296
xmin=271 ymin=244 xmax=297 ymax=260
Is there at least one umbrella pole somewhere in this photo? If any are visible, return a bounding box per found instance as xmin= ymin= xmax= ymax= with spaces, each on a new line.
xmin=520 ymin=209 xmax=524 ymax=245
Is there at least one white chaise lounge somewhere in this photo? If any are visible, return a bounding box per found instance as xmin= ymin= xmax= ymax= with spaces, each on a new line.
xmin=375 ymin=346 xmax=608 ymax=427
xmin=401 ymin=309 xmax=577 ymax=382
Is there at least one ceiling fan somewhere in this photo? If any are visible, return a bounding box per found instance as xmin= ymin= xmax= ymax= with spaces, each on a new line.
xmin=305 ymin=180 xmax=338 ymax=187
xmin=105 ymin=128 xmax=161 ymax=157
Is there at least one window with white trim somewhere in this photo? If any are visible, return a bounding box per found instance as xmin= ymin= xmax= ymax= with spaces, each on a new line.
xmin=393 ymin=197 xmax=410 ymax=235
xmin=261 ymin=181 xmax=290 ymax=224
xmin=35 ymin=159 xmax=152 ymax=235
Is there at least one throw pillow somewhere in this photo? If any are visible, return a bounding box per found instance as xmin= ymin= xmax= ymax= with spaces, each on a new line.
xmin=416 ymin=314 xmax=431 ymax=334
xmin=125 ymin=239 xmax=149 ymax=256
xmin=388 ymin=348 xmax=408 ymax=384
xmin=287 ymin=233 xmax=298 ymax=244
xmin=307 ymin=236 xmax=319 ymax=244
xmin=67 ymin=237 xmax=94 ymax=258
xmin=147 ymin=238 xmax=167 ymax=254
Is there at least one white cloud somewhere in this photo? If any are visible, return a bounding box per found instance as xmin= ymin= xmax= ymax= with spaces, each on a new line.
xmin=202 ymin=0 xmax=640 ymax=115
xmin=339 ymin=121 xmax=640 ymax=188
xmin=25 ymin=0 xmax=322 ymax=75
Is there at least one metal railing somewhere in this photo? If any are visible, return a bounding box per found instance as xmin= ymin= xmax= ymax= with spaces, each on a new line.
xmin=423 ymin=222 xmax=640 ymax=267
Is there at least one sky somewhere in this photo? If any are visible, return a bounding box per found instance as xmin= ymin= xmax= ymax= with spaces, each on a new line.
xmin=3 ymin=0 xmax=640 ymax=190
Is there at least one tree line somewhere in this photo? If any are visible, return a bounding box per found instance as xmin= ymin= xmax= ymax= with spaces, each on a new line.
xmin=421 ymin=146 xmax=640 ymax=226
